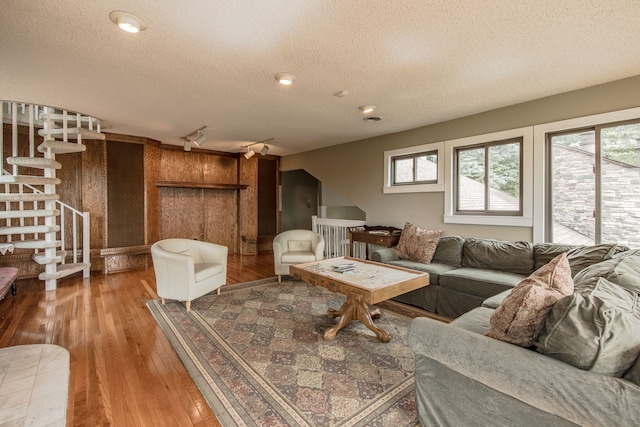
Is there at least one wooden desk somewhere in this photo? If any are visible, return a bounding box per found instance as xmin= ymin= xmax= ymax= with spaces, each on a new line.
xmin=349 ymin=226 xmax=401 ymax=258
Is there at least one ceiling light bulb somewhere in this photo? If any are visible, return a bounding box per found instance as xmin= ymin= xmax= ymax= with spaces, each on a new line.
xmin=118 ymin=17 xmax=140 ymax=33
xmin=109 ymin=11 xmax=147 ymax=33
xmin=244 ymin=149 xmax=255 ymax=159
xmin=275 ymin=73 xmax=295 ymax=85
xmin=359 ymin=105 xmax=376 ymax=114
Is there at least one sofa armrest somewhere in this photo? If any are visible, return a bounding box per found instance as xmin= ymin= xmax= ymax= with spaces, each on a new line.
xmin=408 ymin=316 xmax=640 ymax=426
xmin=370 ymin=247 xmax=399 ymax=263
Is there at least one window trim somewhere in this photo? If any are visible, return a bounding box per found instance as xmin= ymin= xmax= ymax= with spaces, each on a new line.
xmin=383 ymin=142 xmax=444 ymax=193
xmin=532 ymin=106 xmax=640 ymax=243
xmin=444 ymin=126 xmax=533 ymax=226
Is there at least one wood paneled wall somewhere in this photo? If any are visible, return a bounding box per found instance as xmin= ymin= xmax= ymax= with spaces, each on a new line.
xmin=1 ymin=126 xmax=279 ymax=276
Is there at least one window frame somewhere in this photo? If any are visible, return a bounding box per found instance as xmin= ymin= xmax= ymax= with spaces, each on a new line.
xmin=383 ymin=142 xmax=444 ymax=193
xmin=444 ymin=126 xmax=533 ymax=226
xmin=391 ymin=149 xmax=438 ymax=186
xmin=453 ymin=137 xmax=523 ymax=216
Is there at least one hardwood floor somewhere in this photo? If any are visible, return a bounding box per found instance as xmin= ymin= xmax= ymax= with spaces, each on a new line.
xmin=0 ymin=252 xmax=276 ymax=426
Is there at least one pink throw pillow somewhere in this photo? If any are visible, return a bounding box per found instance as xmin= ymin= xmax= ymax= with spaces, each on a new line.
xmin=394 ymin=222 xmax=443 ymax=264
xmin=486 ymin=253 xmax=574 ymax=347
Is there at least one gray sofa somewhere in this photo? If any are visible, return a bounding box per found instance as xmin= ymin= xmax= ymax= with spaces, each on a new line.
xmin=407 ymin=250 xmax=640 ymax=426
xmin=371 ymin=236 xmax=628 ymax=318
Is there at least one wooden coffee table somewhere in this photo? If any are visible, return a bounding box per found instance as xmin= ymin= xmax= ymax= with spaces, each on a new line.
xmin=290 ymin=256 xmax=429 ymax=342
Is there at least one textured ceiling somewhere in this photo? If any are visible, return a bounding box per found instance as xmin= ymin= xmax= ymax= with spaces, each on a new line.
xmin=1 ymin=1 xmax=640 ymax=156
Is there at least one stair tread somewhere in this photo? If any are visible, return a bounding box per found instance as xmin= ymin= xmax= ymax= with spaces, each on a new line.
xmin=39 ymin=113 xmax=104 ymax=126
xmin=10 ymin=240 xmax=61 ymax=249
xmin=0 ymin=224 xmax=60 ymax=234
xmin=0 ymin=193 xmax=59 ymax=202
xmin=0 ymin=209 xmax=59 ymax=219
xmin=6 ymin=157 xmax=62 ymax=169
xmin=0 ymin=175 xmax=61 ymax=185
xmin=32 ymin=250 xmax=68 ymax=265
xmin=38 ymin=140 xmax=86 ymax=154
xmin=38 ymin=127 xmax=105 ymax=140
xmin=39 ymin=263 xmax=87 ymax=280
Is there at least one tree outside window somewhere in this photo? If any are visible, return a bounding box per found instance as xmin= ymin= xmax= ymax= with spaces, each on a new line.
xmin=455 ymin=139 xmax=522 ymax=215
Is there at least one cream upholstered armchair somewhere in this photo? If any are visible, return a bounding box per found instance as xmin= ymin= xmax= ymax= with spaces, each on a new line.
xmin=273 ymin=229 xmax=325 ymax=282
xmin=151 ymin=238 xmax=228 ymax=311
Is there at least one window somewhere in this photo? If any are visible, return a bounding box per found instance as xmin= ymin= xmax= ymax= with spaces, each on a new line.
xmin=391 ymin=150 xmax=438 ymax=185
xmin=546 ymin=120 xmax=640 ymax=247
xmin=532 ymin=106 xmax=640 ymax=244
xmin=444 ymin=126 xmax=532 ymax=226
xmin=455 ymin=139 xmax=522 ymax=215
xmin=383 ymin=142 xmax=444 ymax=193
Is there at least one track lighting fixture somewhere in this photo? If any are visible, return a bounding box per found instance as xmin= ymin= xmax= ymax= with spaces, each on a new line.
xmin=242 ymin=138 xmax=274 ymax=158
xmin=183 ymin=125 xmax=207 ymax=151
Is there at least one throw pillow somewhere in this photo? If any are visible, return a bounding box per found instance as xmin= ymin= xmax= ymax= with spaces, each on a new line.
xmin=536 ymin=277 xmax=640 ymax=376
xmin=394 ymin=222 xmax=443 ymax=264
xmin=486 ymin=253 xmax=574 ymax=347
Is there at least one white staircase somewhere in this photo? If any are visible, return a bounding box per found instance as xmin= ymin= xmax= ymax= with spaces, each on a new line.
xmin=1 ymin=101 xmax=103 ymax=290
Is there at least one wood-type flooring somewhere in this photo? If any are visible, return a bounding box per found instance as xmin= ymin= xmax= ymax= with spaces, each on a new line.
xmin=0 ymin=252 xmax=276 ymax=426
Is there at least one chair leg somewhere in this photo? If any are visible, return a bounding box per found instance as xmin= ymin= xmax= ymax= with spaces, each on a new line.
xmin=161 ymin=298 xmax=166 ymax=305
xmin=186 ymin=301 xmax=191 ymax=311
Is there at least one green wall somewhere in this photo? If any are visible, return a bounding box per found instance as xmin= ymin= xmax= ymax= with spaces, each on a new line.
xmin=281 ymin=75 xmax=640 ymax=241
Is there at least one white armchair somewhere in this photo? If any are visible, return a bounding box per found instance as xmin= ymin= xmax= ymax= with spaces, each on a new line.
xmin=151 ymin=238 xmax=228 ymax=311
xmin=273 ymin=229 xmax=325 ymax=282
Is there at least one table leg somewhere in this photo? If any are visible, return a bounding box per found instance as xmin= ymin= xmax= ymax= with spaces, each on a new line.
xmin=324 ymin=297 xmax=390 ymax=342
xmin=325 ymin=301 xmax=354 ymax=340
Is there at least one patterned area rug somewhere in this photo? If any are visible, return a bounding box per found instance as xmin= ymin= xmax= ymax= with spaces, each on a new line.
xmin=147 ymin=277 xmax=419 ymax=426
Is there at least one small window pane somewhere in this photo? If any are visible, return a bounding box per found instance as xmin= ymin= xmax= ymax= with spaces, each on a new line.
xmin=416 ymin=154 xmax=437 ymax=181
xmin=601 ymin=122 xmax=640 ymax=247
xmin=394 ymin=158 xmax=413 ymax=183
xmin=488 ymin=142 xmax=520 ymax=211
xmin=458 ymin=147 xmax=485 ymax=211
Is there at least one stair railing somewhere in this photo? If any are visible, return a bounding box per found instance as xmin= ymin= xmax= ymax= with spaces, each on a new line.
xmin=1 ymin=169 xmax=90 ymax=277
xmin=312 ymin=215 xmax=367 ymax=259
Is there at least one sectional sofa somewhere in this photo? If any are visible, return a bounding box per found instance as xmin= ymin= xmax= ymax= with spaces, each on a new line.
xmin=406 ymin=248 xmax=640 ymax=426
xmin=370 ymin=236 xmax=628 ymax=318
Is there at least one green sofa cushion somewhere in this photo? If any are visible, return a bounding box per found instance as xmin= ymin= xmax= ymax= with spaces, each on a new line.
xmin=387 ymin=260 xmax=457 ymax=286
xmin=432 ymin=236 xmax=465 ymax=267
xmin=439 ymin=267 xmax=525 ymax=298
xmin=536 ymin=277 xmax=640 ymax=376
xmin=533 ymin=243 xmax=577 ymax=270
xmin=573 ymin=253 xmax=640 ymax=294
xmin=624 ymin=357 xmax=640 ymax=386
xmin=462 ymin=238 xmax=534 ymax=275
xmin=566 ymin=244 xmax=629 ymax=277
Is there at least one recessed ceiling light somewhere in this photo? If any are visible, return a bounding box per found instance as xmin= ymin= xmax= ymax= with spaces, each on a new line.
xmin=334 ymin=90 xmax=348 ymax=97
xmin=109 ymin=11 xmax=147 ymax=33
xmin=364 ymin=116 xmax=383 ymax=122
xmin=359 ymin=105 xmax=376 ymax=114
xmin=275 ymin=72 xmax=295 ymax=85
